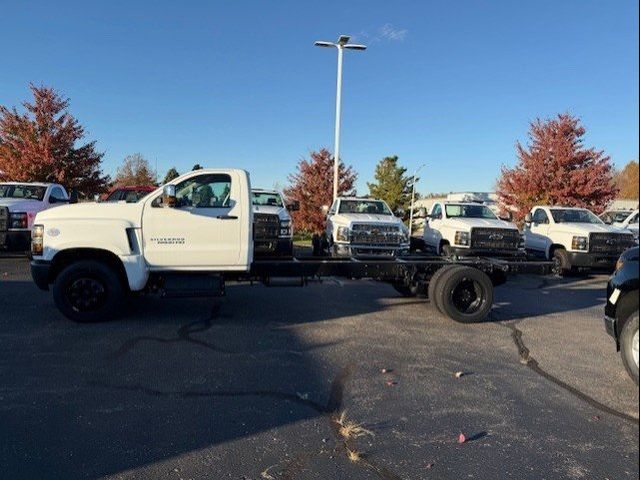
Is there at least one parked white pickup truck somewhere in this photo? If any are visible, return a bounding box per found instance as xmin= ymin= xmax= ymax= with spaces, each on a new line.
xmin=524 ymin=206 xmax=636 ymax=274
xmin=322 ymin=197 xmax=409 ymax=257
xmin=0 ymin=182 xmax=72 ymax=250
xmin=251 ymin=188 xmax=297 ymax=257
xmin=601 ymin=209 xmax=639 ymax=243
xmin=422 ymin=201 xmax=522 ymax=257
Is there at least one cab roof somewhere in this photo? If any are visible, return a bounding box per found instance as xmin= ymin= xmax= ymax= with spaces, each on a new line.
xmin=0 ymin=182 xmax=54 ymax=188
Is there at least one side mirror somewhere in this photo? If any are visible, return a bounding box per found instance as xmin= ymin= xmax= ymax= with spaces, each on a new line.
xmin=524 ymin=213 xmax=533 ymax=226
xmin=163 ymin=185 xmax=177 ymax=207
xmin=603 ymin=218 xmax=613 ymax=225
xmin=69 ymin=189 xmax=79 ymax=204
xmin=286 ymin=201 xmax=300 ymax=212
xmin=499 ymin=211 xmax=513 ymax=222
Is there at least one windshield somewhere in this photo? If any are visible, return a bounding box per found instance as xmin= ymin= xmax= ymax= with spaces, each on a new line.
xmin=550 ymin=209 xmax=603 ymax=224
xmin=0 ymin=184 xmax=46 ymax=201
xmin=338 ymin=200 xmax=392 ymax=215
xmin=252 ymin=192 xmax=284 ymax=208
xmin=106 ymin=189 xmax=150 ymax=203
xmin=445 ymin=204 xmax=497 ymax=219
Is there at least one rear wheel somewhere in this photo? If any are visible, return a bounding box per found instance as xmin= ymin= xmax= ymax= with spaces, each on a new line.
xmin=53 ymin=260 xmax=125 ymax=323
xmin=620 ymin=311 xmax=639 ymax=385
xmin=436 ymin=266 xmax=494 ymax=323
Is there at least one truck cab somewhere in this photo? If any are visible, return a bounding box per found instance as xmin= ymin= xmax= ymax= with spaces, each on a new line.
xmin=524 ymin=206 xmax=636 ymax=274
xmin=422 ymin=201 xmax=521 ymax=257
xmin=251 ymin=188 xmax=296 ymax=257
xmin=0 ymin=182 xmax=71 ymax=251
xmin=323 ymin=197 xmax=409 ymax=257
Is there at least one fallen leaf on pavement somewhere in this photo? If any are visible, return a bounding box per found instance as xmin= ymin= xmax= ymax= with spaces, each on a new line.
xmin=458 ymin=433 xmax=467 ymax=444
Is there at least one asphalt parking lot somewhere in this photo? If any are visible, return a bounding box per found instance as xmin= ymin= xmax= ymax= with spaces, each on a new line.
xmin=0 ymin=257 xmax=638 ymax=480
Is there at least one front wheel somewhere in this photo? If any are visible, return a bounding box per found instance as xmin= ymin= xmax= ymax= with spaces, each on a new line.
xmin=53 ymin=260 xmax=125 ymax=323
xmin=551 ymin=248 xmax=572 ymax=276
xmin=620 ymin=311 xmax=639 ymax=385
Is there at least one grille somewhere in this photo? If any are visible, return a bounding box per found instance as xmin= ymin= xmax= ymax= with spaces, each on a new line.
xmin=351 ymin=223 xmax=403 ymax=246
xmin=0 ymin=207 xmax=8 ymax=232
xmin=589 ymin=233 xmax=635 ymax=254
xmin=253 ymin=213 xmax=279 ymax=240
xmin=471 ymin=228 xmax=520 ymax=250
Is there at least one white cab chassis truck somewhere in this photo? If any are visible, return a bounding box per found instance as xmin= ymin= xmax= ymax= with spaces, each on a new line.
xmin=524 ymin=206 xmax=636 ymax=275
xmin=251 ymin=188 xmax=298 ymax=257
xmin=0 ymin=182 xmax=74 ymax=251
xmin=422 ymin=201 xmax=522 ymax=257
xmin=30 ymin=169 xmax=552 ymax=324
xmin=319 ymin=197 xmax=410 ymax=257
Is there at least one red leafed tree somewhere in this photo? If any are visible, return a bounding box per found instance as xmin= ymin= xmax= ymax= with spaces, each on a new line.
xmin=497 ymin=113 xmax=617 ymax=222
xmin=0 ymin=84 xmax=109 ymax=195
xmin=284 ymin=148 xmax=357 ymax=234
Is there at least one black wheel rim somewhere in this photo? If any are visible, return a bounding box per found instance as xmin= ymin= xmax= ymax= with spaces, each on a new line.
xmin=450 ymin=278 xmax=484 ymax=314
xmin=65 ymin=277 xmax=107 ymax=312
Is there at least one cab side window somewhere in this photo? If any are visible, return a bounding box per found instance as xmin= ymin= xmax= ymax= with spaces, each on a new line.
xmin=532 ymin=209 xmax=549 ymax=224
xmin=174 ymin=174 xmax=232 ymax=208
xmin=49 ymin=187 xmax=67 ymax=203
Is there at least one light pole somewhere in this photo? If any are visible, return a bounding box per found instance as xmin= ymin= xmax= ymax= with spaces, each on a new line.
xmin=314 ymin=35 xmax=366 ymax=201
xmin=409 ymin=163 xmax=426 ymax=237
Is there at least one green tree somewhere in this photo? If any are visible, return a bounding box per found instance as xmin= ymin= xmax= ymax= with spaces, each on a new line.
xmin=162 ymin=167 xmax=180 ymax=184
xmin=367 ymin=156 xmax=414 ymax=214
xmin=192 ymin=163 xmax=203 ymax=171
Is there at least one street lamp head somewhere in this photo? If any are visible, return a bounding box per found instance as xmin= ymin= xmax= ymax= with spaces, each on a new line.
xmin=344 ymin=44 xmax=367 ymax=51
xmin=337 ymin=35 xmax=351 ymax=45
xmin=314 ymin=41 xmax=335 ymax=48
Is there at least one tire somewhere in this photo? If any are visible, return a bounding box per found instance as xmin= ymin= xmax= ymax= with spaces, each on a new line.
xmin=620 ymin=311 xmax=639 ymax=385
xmin=440 ymin=243 xmax=453 ymax=257
xmin=53 ymin=260 xmax=125 ymax=323
xmin=551 ymin=248 xmax=571 ymax=276
xmin=436 ymin=266 xmax=494 ymax=323
xmin=392 ymin=282 xmax=414 ymax=297
xmin=428 ymin=264 xmax=459 ymax=313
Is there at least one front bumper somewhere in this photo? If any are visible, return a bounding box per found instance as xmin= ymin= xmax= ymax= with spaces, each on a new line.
xmin=333 ymin=242 xmax=410 ymax=257
xmin=567 ymin=251 xmax=618 ymax=269
xmin=449 ymin=246 xmax=524 ymax=257
xmin=30 ymin=260 xmax=51 ymax=291
xmin=0 ymin=229 xmax=31 ymax=251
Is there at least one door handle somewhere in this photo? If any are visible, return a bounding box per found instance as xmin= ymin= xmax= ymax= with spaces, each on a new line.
xmin=216 ymin=215 xmax=238 ymax=220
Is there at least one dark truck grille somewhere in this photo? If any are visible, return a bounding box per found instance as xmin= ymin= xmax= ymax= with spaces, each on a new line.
xmin=589 ymin=232 xmax=635 ymax=254
xmin=471 ymin=228 xmax=520 ymax=250
xmin=0 ymin=207 xmax=8 ymax=247
xmin=351 ymin=223 xmax=403 ymax=246
xmin=253 ymin=213 xmax=279 ymax=241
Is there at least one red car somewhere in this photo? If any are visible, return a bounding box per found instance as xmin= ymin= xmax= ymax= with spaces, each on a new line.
xmin=102 ymin=185 xmax=155 ymax=203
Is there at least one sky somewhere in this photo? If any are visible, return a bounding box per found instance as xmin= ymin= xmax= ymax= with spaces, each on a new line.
xmin=1 ymin=0 xmax=638 ymax=195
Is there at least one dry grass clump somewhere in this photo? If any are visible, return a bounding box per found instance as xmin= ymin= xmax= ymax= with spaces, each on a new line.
xmin=336 ymin=411 xmax=374 ymax=440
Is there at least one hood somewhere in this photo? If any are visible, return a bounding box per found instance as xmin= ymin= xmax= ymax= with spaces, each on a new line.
xmin=552 ymin=223 xmax=628 ymax=235
xmin=332 ymin=213 xmax=403 ymax=226
xmin=252 ymin=204 xmax=290 ymax=221
xmin=444 ymin=217 xmax=519 ymax=231
xmin=35 ymin=201 xmax=144 ymax=227
xmin=0 ymin=198 xmax=44 ymax=212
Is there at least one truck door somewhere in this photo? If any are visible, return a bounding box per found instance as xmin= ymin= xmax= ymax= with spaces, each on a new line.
xmin=423 ymin=203 xmax=443 ymax=249
xmin=525 ymin=209 xmax=551 ymax=254
xmin=142 ymin=172 xmax=246 ymax=269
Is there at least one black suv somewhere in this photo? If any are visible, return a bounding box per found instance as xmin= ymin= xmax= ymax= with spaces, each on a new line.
xmin=604 ymin=247 xmax=639 ymax=384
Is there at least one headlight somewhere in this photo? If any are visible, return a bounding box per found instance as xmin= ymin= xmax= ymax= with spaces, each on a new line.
xmin=31 ymin=224 xmax=44 ymax=256
xmin=336 ymin=226 xmax=350 ymax=242
xmin=9 ymin=212 xmax=28 ymax=229
xmin=454 ymin=231 xmax=470 ymax=246
xmin=571 ymin=236 xmax=588 ymax=251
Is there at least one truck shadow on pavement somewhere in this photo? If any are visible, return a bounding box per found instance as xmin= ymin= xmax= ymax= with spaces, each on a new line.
xmin=0 ymin=277 xmax=409 ymax=480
